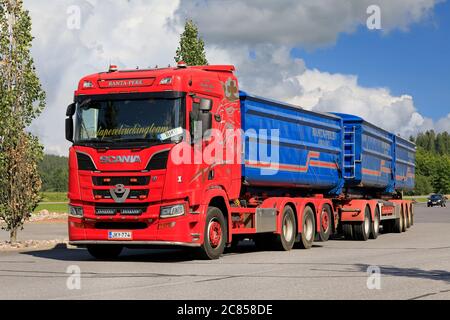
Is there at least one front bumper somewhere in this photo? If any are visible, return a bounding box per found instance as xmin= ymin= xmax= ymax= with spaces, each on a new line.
xmin=68 ymin=201 xmax=206 ymax=246
xmin=69 ymin=240 xmax=201 ymax=247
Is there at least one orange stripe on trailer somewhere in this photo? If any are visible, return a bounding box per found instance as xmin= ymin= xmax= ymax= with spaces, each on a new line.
xmin=245 ymin=151 xmax=337 ymax=173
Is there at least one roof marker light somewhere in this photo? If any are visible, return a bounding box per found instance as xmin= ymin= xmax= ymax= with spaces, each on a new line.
xmin=83 ymin=80 xmax=94 ymax=89
xmin=109 ymin=64 xmax=118 ymax=72
xmin=177 ymin=61 xmax=187 ymax=68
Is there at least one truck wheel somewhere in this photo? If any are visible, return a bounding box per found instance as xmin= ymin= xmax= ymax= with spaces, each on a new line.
xmin=370 ymin=206 xmax=380 ymax=239
xmin=199 ymin=206 xmax=227 ymax=260
xmin=401 ymin=208 xmax=407 ymax=232
xmin=406 ymin=205 xmax=412 ymax=228
xmin=353 ymin=206 xmax=370 ymax=241
xmin=393 ymin=208 xmax=404 ymax=233
xmin=410 ymin=204 xmax=414 ymax=226
xmin=342 ymin=223 xmax=353 ymax=240
xmin=317 ymin=205 xmax=333 ymax=242
xmin=274 ymin=206 xmax=296 ymax=251
xmin=87 ymin=245 xmax=123 ymax=260
xmin=297 ymin=206 xmax=315 ymax=249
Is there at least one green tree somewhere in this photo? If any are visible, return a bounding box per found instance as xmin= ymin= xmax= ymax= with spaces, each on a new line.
xmin=174 ymin=19 xmax=208 ymax=66
xmin=0 ymin=0 xmax=46 ymax=243
xmin=39 ymin=154 xmax=69 ymax=192
xmin=414 ymin=174 xmax=433 ymax=196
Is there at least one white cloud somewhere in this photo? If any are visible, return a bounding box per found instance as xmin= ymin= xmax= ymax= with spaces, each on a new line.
xmin=291 ymin=69 xmax=430 ymax=137
xmin=172 ymin=0 xmax=440 ymax=48
xmin=25 ymin=0 xmax=181 ymax=155
xmin=20 ymin=0 xmax=447 ymax=155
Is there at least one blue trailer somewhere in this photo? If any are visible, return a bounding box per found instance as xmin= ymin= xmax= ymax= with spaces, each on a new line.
xmin=394 ymin=136 xmax=416 ymax=191
xmin=335 ymin=113 xmax=396 ymax=194
xmin=240 ymin=92 xmax=344 ymax=195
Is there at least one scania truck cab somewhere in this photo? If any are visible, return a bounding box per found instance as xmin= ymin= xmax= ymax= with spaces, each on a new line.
xmin=66 ymin=63 xmax=242 ymax=259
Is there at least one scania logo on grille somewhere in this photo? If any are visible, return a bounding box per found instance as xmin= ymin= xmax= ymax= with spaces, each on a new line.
xmin=110 ymin=184 xmax=130 ymax=203
xmin=100 ymin=155 xmax=142 ymax=164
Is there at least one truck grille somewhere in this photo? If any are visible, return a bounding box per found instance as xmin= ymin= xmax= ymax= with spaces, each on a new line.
xmin=93 ymin=189 xmax=149 ymax=200
xmin=95 ymin=205 xmax=147 ymax=216
xmin=92 ymin=176 xmax=150 ymax=186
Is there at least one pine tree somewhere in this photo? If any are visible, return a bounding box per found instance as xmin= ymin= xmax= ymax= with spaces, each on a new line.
xmin=174 ymin=19 xmax=208 ymax=66
xmin=0 ymin=0 xmax=46 ymax=243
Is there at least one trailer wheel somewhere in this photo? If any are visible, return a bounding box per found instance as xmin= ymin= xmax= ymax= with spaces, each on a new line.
xmin=317 ymin=205 xmax=333 ymax=242
xmin=393 ymin=207 xmax=404 ymax=233
xmin=199 ymin=206 xmax=227 ymax=260
xmin=405 ymin=205 xmax=411 ymax=229
xmin=370 ymin=206 xmax=380 ymax=239
xmin=353 ymin=206 xmax=370 ymax=241
xmin=342 ymin=223 xmax=353 ymax=240
xmin=274 ymin=206 xmax=297 ymax=251
xmin=297 ymin=206 xmax=315 ymax=249
xmin=401 ymin=208 xmax=407 ymax=232
xmin=87 ymin=245 xmax=123 ymax=260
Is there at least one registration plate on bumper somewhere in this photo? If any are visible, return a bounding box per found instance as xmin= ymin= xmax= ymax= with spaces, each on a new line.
xmin=108 ymin=231 xmax=133 ymax=240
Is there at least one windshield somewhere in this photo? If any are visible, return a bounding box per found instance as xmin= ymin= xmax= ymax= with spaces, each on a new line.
xmin=74 ymin=97 xmax=185 ymax=146
xmin=430 ymin=195 xmax=441 ymax=200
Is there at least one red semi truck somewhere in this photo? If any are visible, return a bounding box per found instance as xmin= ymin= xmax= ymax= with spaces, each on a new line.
xmin=65 ymin=63 xmax=414 ymax=260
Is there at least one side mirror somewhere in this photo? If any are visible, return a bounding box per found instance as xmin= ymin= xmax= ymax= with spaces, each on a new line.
xmin=199 ymin=99 xmax=212 ymax=111
xmin=66 ymin=103 xmax=76 ymax=117
xmin=65 ymin=118 xmax=74 ymax=142
xmin=200 ymin=111 xmax=212 ymax=138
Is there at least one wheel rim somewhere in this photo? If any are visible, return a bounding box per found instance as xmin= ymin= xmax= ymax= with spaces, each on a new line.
xmin=283 ymin=213 xmax=294 ymax=242
xmin=321 ymin=209 xmax=330 ymax=233
xmin=208 ymin=219 xmax=222 ymax=248
xmin=304 ymin=216 xmax=313 ymax=241
xmin=364 ymin=213 xmax=370 ymax=235
xmin=374 ymin=213 xmax=379 ymax=234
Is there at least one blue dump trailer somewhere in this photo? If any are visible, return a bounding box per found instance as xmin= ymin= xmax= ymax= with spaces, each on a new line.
xmin=240 ymin=92 xmax=344 ymax=195
xmin=394 ymin=135 xmax=416 ymax=191
xmin=240 ymin=93 xmax=415 ymax=197
xmin=336 ymin=113 xmax=396 ymax=194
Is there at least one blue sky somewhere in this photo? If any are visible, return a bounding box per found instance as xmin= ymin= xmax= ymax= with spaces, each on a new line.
xmin=292 ymin=0 xmax=450 ymax=121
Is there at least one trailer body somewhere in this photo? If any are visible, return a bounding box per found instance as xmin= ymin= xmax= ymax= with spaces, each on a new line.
xmin=241 ymin=92 xmax=344 ymax=195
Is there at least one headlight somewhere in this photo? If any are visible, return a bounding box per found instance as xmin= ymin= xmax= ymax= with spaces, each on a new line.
xmin=69 ymin=206 xmax=84 ymax=218
xmin=160 ymin=204 xmax=185 ymax=219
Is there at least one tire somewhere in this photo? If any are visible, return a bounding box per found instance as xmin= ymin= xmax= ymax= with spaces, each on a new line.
xmin=410 ymin=204 xmax=414 ymax=226
xmin=297 ymin=206 xmax=315 ymax=249
xmin=401 ymin=208 xmax=407 ymax=232
xmin=405 ymin=205 xmax=411 ymax=229
xmin=274 ymin=206 xmax=297 ymax=251
xmin=393 ymin=208 xmax=404 ymax=233
xmin=87 ymin=245 xmax=123 ymax=260
xmin=199 ymin=206 xmax=227 ymax=260
xmin=317 ymin=205 xmax=333 ymax=242
xmin=342 ymin=223 xmax=353 ymax=240
xmin=353 ymin=206 xmax=371 ymax=241
xmin=370 ymin=206 xmax=380 ymax=239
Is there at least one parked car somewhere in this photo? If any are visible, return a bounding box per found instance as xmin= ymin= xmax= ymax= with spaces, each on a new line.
xmin=427 ymin=194 xmax=447 ymax=207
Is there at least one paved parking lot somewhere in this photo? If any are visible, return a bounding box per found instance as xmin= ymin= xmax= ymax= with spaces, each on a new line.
xmin=0 ymin=204 xmax=449 ymax=300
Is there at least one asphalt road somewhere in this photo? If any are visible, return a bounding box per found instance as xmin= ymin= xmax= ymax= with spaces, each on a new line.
xmin=0 ymin=204 xmax=449 ymax=300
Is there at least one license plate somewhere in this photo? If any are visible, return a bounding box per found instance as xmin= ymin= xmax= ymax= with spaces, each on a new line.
xmin=108 ymin=231 xmax=132 ymax=240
